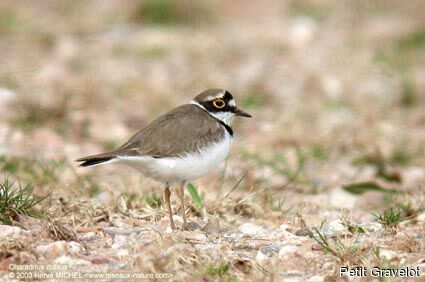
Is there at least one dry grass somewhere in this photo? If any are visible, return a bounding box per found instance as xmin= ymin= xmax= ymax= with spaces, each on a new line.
xmin=0 ymin=0 xmax=424 ymax=280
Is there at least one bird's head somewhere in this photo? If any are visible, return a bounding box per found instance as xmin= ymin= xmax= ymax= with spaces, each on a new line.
xmin=191 ymin=89 xmax=252 ymax=125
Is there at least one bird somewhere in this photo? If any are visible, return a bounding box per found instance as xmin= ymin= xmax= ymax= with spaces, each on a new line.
xmin=76 ymin=89 xmax=252 ymax=230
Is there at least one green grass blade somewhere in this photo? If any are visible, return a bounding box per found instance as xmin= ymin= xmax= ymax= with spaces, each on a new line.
xmin=187 ymin=182 xmax=203 ymax=209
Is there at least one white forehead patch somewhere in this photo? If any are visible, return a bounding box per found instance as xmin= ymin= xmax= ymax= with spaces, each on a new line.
xmin=228 ymin=99 xmax=236 ymax=107
xmin=206 ymin=90 xmax=225 ymax=101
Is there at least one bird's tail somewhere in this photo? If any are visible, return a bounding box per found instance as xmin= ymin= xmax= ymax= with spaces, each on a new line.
xmin=76 ymin=152 xmax=117 ymax=167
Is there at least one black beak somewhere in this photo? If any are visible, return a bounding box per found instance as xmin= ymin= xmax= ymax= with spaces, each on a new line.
xmin=234 ymin=107 xmax=252 ymax=118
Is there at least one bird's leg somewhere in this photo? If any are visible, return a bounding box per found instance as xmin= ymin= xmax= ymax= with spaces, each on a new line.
xmin=179 ymin=181 xmax=187 ymax=229
xmin=164 ymin=183 xmax=176 ymax=230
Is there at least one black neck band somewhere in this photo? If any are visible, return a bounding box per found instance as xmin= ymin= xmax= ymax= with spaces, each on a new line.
xmin=193 ymin=102 xmax=234 ymax=137
xmin=217 ymin=119 xmax=233 ymax=137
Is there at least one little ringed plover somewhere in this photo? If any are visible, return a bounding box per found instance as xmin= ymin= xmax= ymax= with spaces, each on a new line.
xmin=76 ymin=89 xmax=251 ymax=229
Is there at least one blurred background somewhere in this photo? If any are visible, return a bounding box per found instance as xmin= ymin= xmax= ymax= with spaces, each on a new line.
xmin=1 ymin=0 xmax=424 ymax=206
xmin=0 ymin=0 xmax=424 ymax=278
xmin=1 ymin=0 xmax=423 ymax=191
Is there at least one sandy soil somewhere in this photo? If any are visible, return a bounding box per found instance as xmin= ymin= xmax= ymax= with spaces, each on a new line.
xmin=0 ymin=0 xmax=424 ymax=281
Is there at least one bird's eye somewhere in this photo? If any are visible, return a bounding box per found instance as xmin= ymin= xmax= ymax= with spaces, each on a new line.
xmin=213 ymin=99 xmax=225 ymax=109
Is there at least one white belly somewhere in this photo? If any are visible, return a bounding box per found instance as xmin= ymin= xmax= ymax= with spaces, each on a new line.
xmin=116 ymin=133 xmax=232 ymax=183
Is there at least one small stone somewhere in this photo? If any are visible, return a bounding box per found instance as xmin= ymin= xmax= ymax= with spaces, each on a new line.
xmin=201 ymin=218 xmax=220 ymax=233
xmin=95 ymin=190 xmax=114 ymax=206
xmin=53 ymin=255 xmax=91 ymax=266
xmin=116 ymin=195 xmax=128 ymax=214
xmin=416 ymin=212 xmax=425 ymax=223
xmin=256 ymin=250 xmax=268 ymax=262
xmin=36 ymin=241 xmax=67 ymax=259
xmin=116 ymin=249 xmax=129 ymax=257
xmin=81 ymin=232 xmax=99 ymax=242
xmin=287 ymin=17 xmax=317 ymax=47
xmin=238 ymin=223 xmax=266 ymax=236
xmin=295 ymin=229 xmax=311 ymax=237
xmin=188 ymin=232 xmax=207 ymax=242
xmin=321 ymin=220 xmax=348 ymax=237
xmin=365 ymin=222 xmax=382 ymax=233
xmin=279 ymin=224 xmax=290 ymax=231
xmin=321 ymin=75 xmax=343 ymax=99
xmin=187 ymin=221 xmax=201 ymax=231
xmin=260 ymin=245 xmax=279 ymax=257
xmin=278 ymin=245 xmax=299 ymax=258
xmin=104 ymin=227 xmax=132 ymax=236
xmin=0 ymin=225 xmax=30 ymax=239
xmin=91 ymin=257 xmax=110 ymax=265
xmin=67 ymin=241 xmax=82 ymax=254
xmin=112 ymin=235 xmax=128 ymax=249
xmin=172 ymin=215 xmax=183 ymax=223
xmin=0 ymin=257 xmax=14 ymax=271
xmin=379 ymin=250 xmax=398 ymax=261
xmin=329 ymin=188 xmax=357 ymax=209
xmin=0 ymin=88 xmax=16 ymax=109
xmin=308 ymin=275 xmax=324 ymax=282
xmin=108 ymin=214 xmax=130 ymax=228
xmin=402 ymin=167 xmax=425 ymax=187
xmin=311 ymin=244 xmax=324 ymax=251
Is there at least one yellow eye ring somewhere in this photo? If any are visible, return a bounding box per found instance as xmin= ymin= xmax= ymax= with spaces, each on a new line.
xmin=213 ymin=99 xmax=225 ymax=109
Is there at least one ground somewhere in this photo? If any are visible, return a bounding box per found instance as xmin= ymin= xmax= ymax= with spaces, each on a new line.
xmin=0 ymin=0 xmax=424 ymax=281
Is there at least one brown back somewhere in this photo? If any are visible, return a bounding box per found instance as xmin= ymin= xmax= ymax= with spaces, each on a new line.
xmin=112 ymin=104 xmax=225 ymax=158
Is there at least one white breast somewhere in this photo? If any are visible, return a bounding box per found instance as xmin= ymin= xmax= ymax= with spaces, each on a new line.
xmin=116 ymin=132 xmax=232 ymax=183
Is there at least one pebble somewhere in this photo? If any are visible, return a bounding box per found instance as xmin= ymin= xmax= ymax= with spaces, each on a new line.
xmin=329 ymin=188 xmax=357 ymax=209
xmin=260 ymin=245 xmax=279 ymax=257
xmin=81 ymin=232 xmax=99 ymax=242
xmin=238 ymin=223 xmax=266 ymax=236
xmin=116 ymin=249 xmax=130 ymax=257
xmin=185 ymin=232 xmax=207 ymax=242
xmin=108 ymin=214 xmax=130 ymax=228
xmin=112 ymin=235 xmax=128 ymax=249
xmin=416 ymin=212 xmax=425 ymax=223
xmin=379 ymin=250 xmax=399 ymax=261
xmin=67 ymin=241 xmax=82 ymax=254
xmin=95 ymin=190 xmax=114 ymax=206
xmin=287 ymin=17 xmax=317 ymax=47
xmin=279 ymin=224 xmax=290 ymax=231
xmin=364 ymin=222 xmax=382 ymax=233
xmin=0 ymin=257 xmax=14 ymax=272
xmin=116 ymin=195 xmax=128 ymax=213
xmin=91 ymin=257 xmax=110 ymax=265
xmin=321 ymin=220 xmax=347 ymax=237
xmin=201 ymin=218 xmax=221 ymax=233
xmin=311 ymin=244 xmax=324 ymax=251
xmin=0 ymin=225 xmax=30 ymax=239
xmin=256 ymin=251 xmax=268 ymax=262
xmin=279 ymin=245 xmax=299 ymax=258
xmin=0 ymin=88 xmax=16 ymax=110
xmin=281 ymin=271 xmax=305 ymax=280
xmin=307 ymin=275 xmax=324 ymax=282
xmin=187 ymin=221 xmax=201 ymax=231
xmin=402 ymin=167 xmax=425 ymax=187
xmin=53 ymin=255 xmax=91 ymax=267
xmin=36 ymin=241 xmax=83 ymax=259
xmin=36 ymin=241 xmax=67 ymax=259
xmin=321 ymin=75 xmax=343 ymax=99
xmin=172 ymin=215 xmax=184 ymax=223
xmin=194 ymin=243 xmax=215 ymax=251
xmin=104 ymin=227 xmax=149 ymax=236
xmin=295 ymin=229 xmax=311 ymax=237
